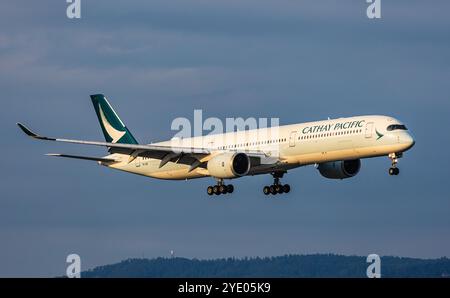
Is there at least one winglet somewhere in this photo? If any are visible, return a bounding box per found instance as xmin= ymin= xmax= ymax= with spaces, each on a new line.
xmin=17 ymin=123 xmax=55 ymax=141
xmin=17 ymin=123 xmax=38 ymax=137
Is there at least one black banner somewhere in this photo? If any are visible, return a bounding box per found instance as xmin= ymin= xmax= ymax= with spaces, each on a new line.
xmin=0 ymin=278 xmax=448 ymax=297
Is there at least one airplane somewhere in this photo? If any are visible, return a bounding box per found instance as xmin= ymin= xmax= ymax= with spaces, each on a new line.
xmin=17 ymin=94 xmax=415 ymax=196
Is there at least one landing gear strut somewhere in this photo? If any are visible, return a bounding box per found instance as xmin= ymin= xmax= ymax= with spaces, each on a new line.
xmin=388 ymin=153 xmax=401 ymax=176
xmin=207 ymin=179 xmax=234 ymax=196
xmin=263 ymin=172 xmax=290 ymax=196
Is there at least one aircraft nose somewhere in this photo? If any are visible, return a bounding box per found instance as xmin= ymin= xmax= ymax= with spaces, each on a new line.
xmin=400 ymin=133 xmax=415 ymax=150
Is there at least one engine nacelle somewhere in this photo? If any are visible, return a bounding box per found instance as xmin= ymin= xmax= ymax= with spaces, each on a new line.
xmin=317 ymin=159 xmax=361 ymax=179
xmin=207 ymin=152 xmax=250 ymax=179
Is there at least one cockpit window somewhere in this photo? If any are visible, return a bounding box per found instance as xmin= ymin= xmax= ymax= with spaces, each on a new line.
xmin=387 ymin=124 xmax=407 ymax=131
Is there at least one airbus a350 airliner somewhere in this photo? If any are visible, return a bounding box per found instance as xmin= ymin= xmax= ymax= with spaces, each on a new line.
xmin=18 ymin=94 xmax=415 ymax=196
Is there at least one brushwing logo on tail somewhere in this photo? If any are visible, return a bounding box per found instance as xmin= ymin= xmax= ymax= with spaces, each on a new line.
xmin=98 ymin=104 xmax=126 ymax=143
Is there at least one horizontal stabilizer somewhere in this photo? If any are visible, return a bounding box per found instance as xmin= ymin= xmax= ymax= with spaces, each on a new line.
xmin=46 ymin=154 xmax=118 ymax=163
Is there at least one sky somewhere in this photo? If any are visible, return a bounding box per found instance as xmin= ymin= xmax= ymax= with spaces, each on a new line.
xmin=0 ymin=0 xmax=449 ymax=277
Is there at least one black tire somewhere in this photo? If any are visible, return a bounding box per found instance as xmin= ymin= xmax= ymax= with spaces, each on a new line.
xmin=226 ymin=184 xmax=234 ymax=193
xmin=213 ymin=185 xmax=220 ymax=195
xmin=207 ymin=186 xmax=214 ymax=196
xmin=389 ymin=168 xmax=395 ymax=176
xmin=283 ymin=184 xmax=291 ymax=193
xmin=269 ymin=185 xmax=277 ymax=195
xmin=394 ymin=168 xmax=400 ymax=175
xmin=263 ymin=186 xmax=270 ymax=195
xmin=275 ymin=185 xmax=282 ymax=194
xmin=219 ymin=185 xmax=227 ymax=194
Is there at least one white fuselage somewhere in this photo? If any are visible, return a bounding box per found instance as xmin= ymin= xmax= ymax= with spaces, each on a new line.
xmin=105 ymin=115 xmax=415 ymax=180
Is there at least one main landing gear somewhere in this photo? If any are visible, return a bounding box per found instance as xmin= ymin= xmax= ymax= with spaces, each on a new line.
xmin=263 ymin=172 xmax=290 ymax=196
xmin=388 ymin=152 xmax=401 ymax=176
xmin=207 ymin=179 xmax=234 ymax=196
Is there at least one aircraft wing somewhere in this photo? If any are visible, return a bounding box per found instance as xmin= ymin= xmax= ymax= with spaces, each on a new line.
xmin=17 ymin=123 xmax=210 ymax=154
xmin=18 ymin=123 xmax=278 ymax=169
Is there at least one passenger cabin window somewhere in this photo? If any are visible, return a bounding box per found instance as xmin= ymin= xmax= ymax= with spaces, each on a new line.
xmin=387 ymin=124 xmax=407 ymax=131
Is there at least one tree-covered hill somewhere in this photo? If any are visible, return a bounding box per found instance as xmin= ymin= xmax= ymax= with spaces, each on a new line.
xmin=82 ymin=254 xmax=450 ymax=278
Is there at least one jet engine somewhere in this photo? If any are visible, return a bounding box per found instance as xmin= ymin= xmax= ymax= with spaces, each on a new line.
xmin=317 ymin=159 xmax=361 ymax=179
xmin=207 ymin=152 xmax=250 ymax=179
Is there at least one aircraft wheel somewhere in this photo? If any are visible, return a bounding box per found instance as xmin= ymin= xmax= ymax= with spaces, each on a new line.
xmin=263 ymin=186 xmax=270 ymax=195
xmin=269 ymin=185 xmax=277 ymax=195
xmin=389 ymin=167 xmax=397 ymax=176
xmin=219 ymin=185 xmax=227 ymax=194
xmin=226 ymin=184 xmax=234 ymax=194
xmin=275 ymin=184 xmax=282 ymax=194
xmin=213 ymin=185 xmax=220 ymax=195
xmin=207 ymin=186 xmax=214 ymax=196
xmin=282 ymin=184 xmax=291 ymax=193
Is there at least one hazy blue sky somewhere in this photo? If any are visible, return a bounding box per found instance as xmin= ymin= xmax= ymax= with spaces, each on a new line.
xmin=1 ymin=0 xmax=449 ymax=277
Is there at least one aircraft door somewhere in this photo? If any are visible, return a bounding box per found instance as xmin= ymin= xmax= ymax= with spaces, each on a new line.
xmin=365 ymin=122 xmax=374 ymax=138
xmin=289 ymin=131 xmax=297 ymax=147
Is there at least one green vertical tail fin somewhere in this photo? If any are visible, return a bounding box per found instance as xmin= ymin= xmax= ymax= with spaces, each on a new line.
xmin=90 ymin=94 xmax=138 ymax=144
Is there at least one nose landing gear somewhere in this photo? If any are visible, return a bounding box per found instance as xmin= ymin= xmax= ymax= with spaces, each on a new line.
xmin=388 ymin=153 xmax=401 ymax=176
xmin=388 ymin=167 xmax=399 ymax=176
xmin=263 ymin=172 xmax=290 ymax=196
